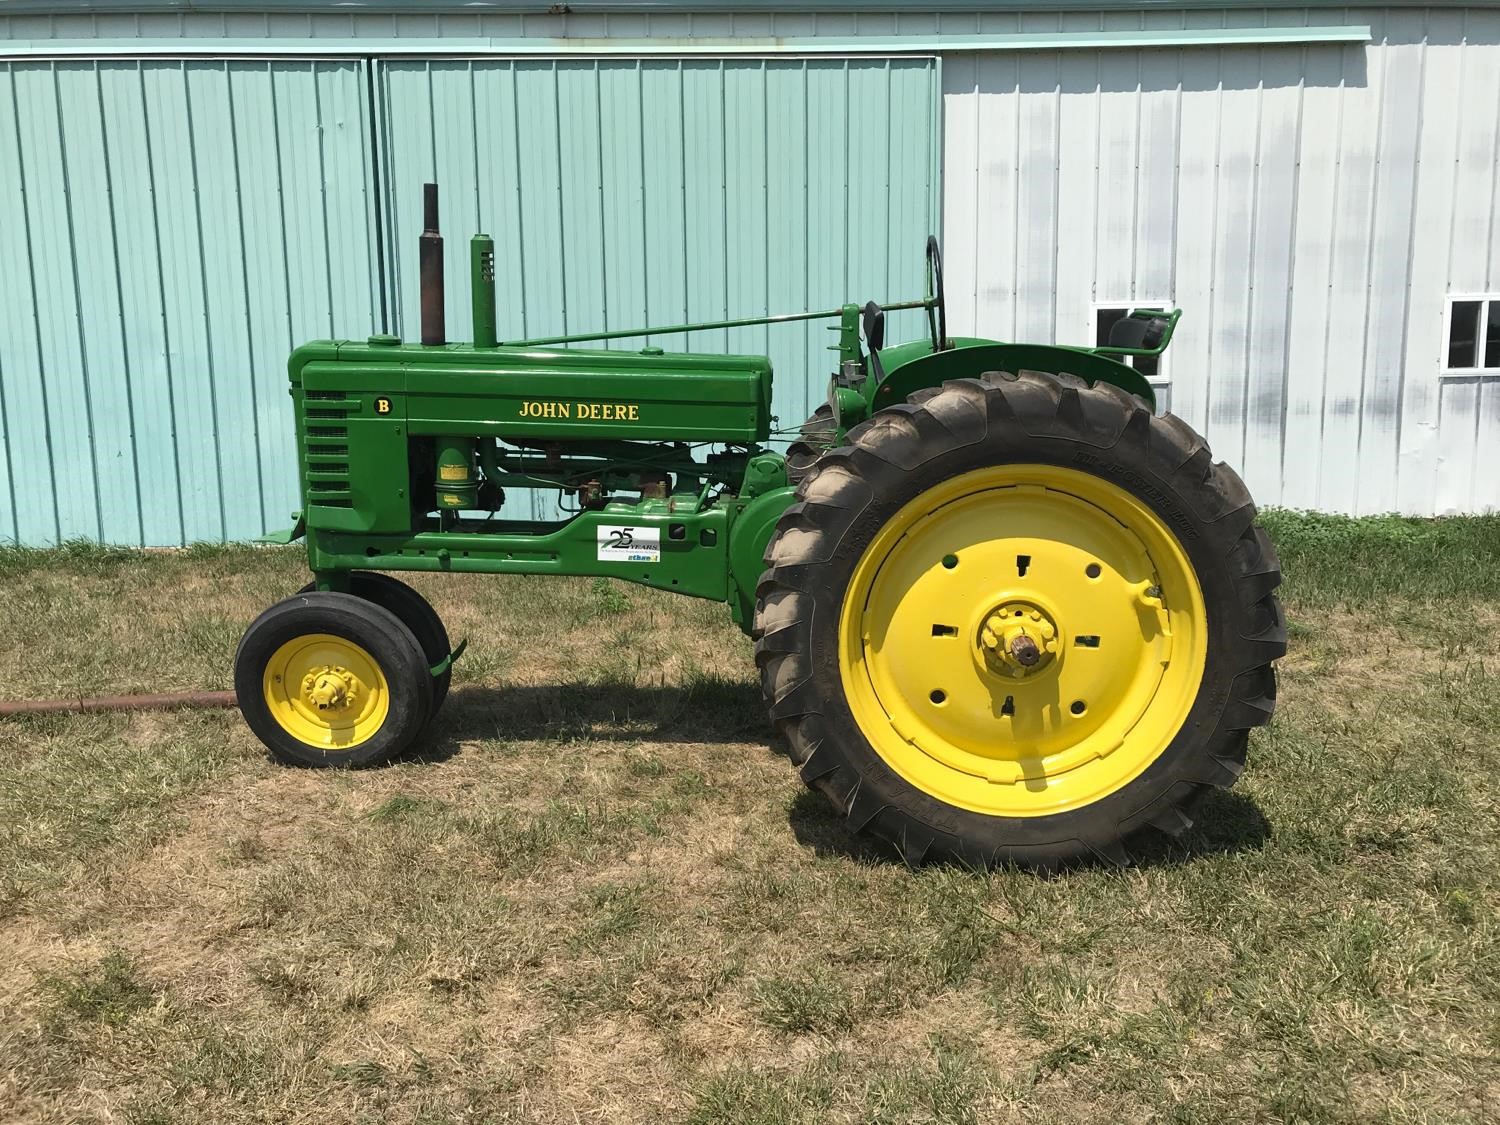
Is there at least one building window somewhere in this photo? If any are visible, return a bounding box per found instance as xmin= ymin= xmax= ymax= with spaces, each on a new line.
xmin=1445 ymin=296 xmax=1500 ymax=374
xmin=1094 ymin=303 xmax=1169 ymax=384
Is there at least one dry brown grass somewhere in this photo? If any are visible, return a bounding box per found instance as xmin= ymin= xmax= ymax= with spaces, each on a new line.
xmin=0 ymin=525 xmax=1497 ymax=1124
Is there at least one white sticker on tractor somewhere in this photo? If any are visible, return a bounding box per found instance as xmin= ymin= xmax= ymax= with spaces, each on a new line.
xmin=597 ymin=525 xmax=660 ymax=563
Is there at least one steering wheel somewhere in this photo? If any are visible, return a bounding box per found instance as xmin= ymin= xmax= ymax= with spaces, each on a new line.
xmin=925 ymin=235 xmax=948 ymax=351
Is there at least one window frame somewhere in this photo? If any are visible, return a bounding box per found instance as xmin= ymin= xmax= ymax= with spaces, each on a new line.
xmin=1440 ymin=293 xmax=1500 ymax=377
xmin=1091 ymin=300 xmax=1173 ymax=387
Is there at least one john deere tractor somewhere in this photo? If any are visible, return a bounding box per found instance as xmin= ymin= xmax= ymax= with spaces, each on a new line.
xmin=235 ymin=185 xmax=1285 ymax=870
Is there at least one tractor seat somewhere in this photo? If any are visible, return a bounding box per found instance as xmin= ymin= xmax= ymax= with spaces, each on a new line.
xmin=1107 ymin=311 xmax=1172 ymax=352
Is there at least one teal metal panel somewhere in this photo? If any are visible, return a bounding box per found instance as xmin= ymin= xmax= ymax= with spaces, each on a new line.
xmin=377 ymin=57 xmax=941 ymax=518
xmin=0 ymin=53 xmax=938 ymax=543
xmin=98 ymin=61 xmax=178 ymax=544
xmin=0 ymin=59 xmax=381 ymax=545
xmin=0 ymin=65 xmax=50 ymax=544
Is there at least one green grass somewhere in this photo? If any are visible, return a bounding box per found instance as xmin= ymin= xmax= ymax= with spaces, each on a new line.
xmin=0 ymin=512 xmax=1498 ymax=1123
xmin=40 ymin=949 xmax=157 ymax=1028
xmin=1260 ymin=509 xmax=1500 ymax=605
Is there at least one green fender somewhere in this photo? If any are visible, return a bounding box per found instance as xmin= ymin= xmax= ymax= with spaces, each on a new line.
xmin=865 ymin=337 xmax=1156 ymax=416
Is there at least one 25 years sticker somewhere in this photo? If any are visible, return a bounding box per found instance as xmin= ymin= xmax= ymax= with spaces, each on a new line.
xmin=597 ymin=525 xmax=660 ymax=563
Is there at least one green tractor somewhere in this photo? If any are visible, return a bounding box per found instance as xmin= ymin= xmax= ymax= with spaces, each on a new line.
xmin=235 ymin=185 xmax=1285 ymax=870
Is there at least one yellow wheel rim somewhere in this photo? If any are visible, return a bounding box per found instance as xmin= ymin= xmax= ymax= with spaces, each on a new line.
xmin=839 ymin=463 xmax=1207 ymax=818
xmin=261 ymin=633 xmax=391 ymax=749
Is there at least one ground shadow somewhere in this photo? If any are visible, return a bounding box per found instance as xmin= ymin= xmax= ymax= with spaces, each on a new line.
xmin=1129 ymin=789 xmax=1273 ymax=868
xmin=785 ymin=789 xmax=905 ymax=865
xmin=787 ymin=786 xmax=1272 ymax=873
xmin=398 ymin=683 xmax=1274 ymax=875
xmin=397 ymin=676 xmax=770 ymax=765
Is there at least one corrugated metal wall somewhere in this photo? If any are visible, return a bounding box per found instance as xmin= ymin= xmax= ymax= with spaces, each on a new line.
xmin=0 ymin=59 xmax=380 ymax=546
xmin=0 ymin=54 xmax=937 ymax=544
xmin=943 ymin=7 xmax=1500 ymax=515
xmin=3 ymin=6 xmax=1498 ymax=533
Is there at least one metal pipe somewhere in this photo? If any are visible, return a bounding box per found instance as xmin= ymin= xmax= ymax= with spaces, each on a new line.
xmin=0 ymin=691 xmax=239 ymax=717
xmin=505 ymin=296 xmax=936 ymax=348
xmin=420 ymin=182 xmax=445 ymax=346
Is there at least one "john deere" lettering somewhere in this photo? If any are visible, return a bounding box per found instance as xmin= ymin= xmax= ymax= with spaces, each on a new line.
xmin=518 ymin=400 xmax=640 ymax=421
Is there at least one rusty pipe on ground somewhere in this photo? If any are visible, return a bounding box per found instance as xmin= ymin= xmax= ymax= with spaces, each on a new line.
xmin=0 ymin=691 xmax=238 ymax=717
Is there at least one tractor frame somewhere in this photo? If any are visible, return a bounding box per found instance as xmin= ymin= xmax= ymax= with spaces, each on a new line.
xmin=273 ymin=185 xmax=1177 ymax=635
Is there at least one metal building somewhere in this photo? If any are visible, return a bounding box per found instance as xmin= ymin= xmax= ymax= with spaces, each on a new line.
xmin=0 ymin=1 xmax=1496 ymax=545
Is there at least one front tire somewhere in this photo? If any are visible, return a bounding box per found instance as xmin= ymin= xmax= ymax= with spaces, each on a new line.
xmin=235 ymin=592 xmax=434 ymax=768
xmin=754 ymin=370 xmax=1285 ymax=871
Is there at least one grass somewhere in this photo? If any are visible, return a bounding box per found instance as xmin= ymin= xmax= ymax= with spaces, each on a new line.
xmin=0 ymin=512 xmax=1498 ymax=1123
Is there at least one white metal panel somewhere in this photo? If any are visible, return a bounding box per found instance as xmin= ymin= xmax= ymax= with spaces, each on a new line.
xmin=1169 ymin=41 xmax=1220 ymax=438
xmin=1203 ymin=46 xmax=1260 ymax=477
xmin=943 ymin=7 xmax=1500 ymax=515
xmin=1393 ymin=94 xmax=1450 ymax=519
xmin=1015 ymin=51 xmax=1060 ymax=344
xmin=1354 ymin=9 xmax=1425 ymax=514
xmin=1436 ymin=9 xmax=1500 ymax=514
xmin=1240 ymin=49 xmax=1301 ymax=508
xmin=1278 ymin=41 xmax=1345 ymax=512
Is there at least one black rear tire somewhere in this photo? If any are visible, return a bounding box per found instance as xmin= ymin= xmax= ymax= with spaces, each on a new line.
xmin=785 ymin=404 xmax=835 ymax=483
xmin=753 ymin=370 xmax=1285 ymax=871
xmin=235 ymin=592 xmax=434 ymax=769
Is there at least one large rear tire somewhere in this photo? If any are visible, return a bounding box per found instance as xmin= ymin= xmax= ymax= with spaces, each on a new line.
xmin=785 ymin=404 xmax=835 ymax=484
xmin=753 ymin=370 xmax=1284 ymax=871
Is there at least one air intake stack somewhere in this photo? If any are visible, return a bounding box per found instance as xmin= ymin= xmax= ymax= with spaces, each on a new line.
xmin=471 ymin=234 xmax=497 ymax=349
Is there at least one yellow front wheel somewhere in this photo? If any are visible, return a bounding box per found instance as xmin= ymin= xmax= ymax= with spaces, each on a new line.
xmin=755 ymin=371 xmax=1285 ymax=871
xmin=235 ymin=592 xmax=434 ymax=768
xmin=261 ymin=633 xmax=392 ymax=749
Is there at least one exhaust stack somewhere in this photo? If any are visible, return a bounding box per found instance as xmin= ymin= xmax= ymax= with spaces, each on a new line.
xmin=420 ymin=182 xmax=445 ymax=346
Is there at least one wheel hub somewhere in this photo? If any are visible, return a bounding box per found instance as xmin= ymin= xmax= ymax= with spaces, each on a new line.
xmin=303 ymin=666 xmax=358 ymax=712
xmin=979 ymin=601 xmax=1059 ymax=678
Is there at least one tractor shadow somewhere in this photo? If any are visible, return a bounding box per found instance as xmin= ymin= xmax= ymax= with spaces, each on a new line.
xmin=400 ymin=675 xmax=771 ymax=765
xmin=405 ymin=680 xmax=1273 ymax=874
xmin=786 ymin=786 xmax=1273 ymax=873
xmin=1126 ymin=789 xmax=1274 ymax=869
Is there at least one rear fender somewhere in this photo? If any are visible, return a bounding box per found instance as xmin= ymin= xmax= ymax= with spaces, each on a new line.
xmin=863 ymin=338 xmax=1156 ymax=418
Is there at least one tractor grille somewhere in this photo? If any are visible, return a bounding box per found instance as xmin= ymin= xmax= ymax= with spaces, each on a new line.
xmin=302 ymin=393 xmax=355 ymax=508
